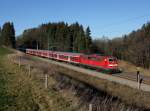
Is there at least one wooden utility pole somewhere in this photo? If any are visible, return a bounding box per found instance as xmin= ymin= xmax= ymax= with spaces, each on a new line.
xmin=37 ymin=41 xmax=39 ymax=50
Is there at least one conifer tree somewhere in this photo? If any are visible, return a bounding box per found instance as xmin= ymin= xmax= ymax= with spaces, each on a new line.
xmin=1 ymin=22 xmax=16 ymax=48
xmin=77 ymin=25 xmax=86 ymax=52
xmin=0 ymin=27 xmax=2 ymax=46
xmin=17 ymin=22 xmax=93 ymax=53
xmin=85 ymin=26 xmax=92 ymax=53
xmin=10 ymin=23 xmax=16 ymax=48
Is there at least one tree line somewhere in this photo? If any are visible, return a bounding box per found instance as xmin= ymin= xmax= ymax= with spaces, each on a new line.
xmin=17 ymin=22 xmax=93 ymax=53
xmin=0 ymin=22 xmax=16 ymax=48
xmin=17 ymin=21 xmax=150 ymax=69
xmin=94 ymin=22 xmax=150 ymax=69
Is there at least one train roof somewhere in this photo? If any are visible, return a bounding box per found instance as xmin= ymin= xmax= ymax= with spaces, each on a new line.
xmin=27 ymin=49 xmax=83 ymax=56
xmin=53 ymin=51 xmax=84 ymax=56
xmin=26 ymin=49 xmax=116 ymax=58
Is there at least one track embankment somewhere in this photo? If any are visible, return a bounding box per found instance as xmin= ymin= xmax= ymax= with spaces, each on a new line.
xmin=32 ymin=55 xmax=150 ymax=92
xmin=10 ymin=53 xmax=150 ymax=110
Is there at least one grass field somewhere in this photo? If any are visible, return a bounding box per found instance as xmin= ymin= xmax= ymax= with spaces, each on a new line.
xmin=0 ymin=47 xmax=84 ymax=111
xmin=0 ymin=47 xmax=16 ymax=110
xmin=0 ymin=47 xmax=37 ymax=111
xmin=0 ymin=47 xmax=50 ymax=110
xmin=0 ymin=47 xmax=12 ymax=56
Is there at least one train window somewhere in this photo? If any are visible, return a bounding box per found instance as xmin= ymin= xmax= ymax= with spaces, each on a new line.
xmin=88 ymin=57 xmax=101 ymax=61
xmin=71 ymin=57 xmax=78 ymax=61
xmin=59 ymin=55 xmax=68 ymax=59
xmin=64 ymin=56 xmax=68 ymax=59
xmin=109 ymin=58 xmax=114 ymax=62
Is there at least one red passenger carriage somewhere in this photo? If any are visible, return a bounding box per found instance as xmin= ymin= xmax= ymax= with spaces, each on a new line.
xmin=26 ymin=49 xmax=119 ymax=72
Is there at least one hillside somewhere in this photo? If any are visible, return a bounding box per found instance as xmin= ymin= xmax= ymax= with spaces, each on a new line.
xmin=0 ymin=47 xmax=84 ymax=111
xmin=1 ymin=47 xmax=150 ymax=110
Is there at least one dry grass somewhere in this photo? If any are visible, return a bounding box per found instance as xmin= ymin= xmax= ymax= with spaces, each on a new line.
xmin=13 ymin=53 xmax=150 ymax=110
xmin=0 ymin=48 xmax=81 ymax=111
xmin=119 ymin=60 xmax=150 ymax=76
xmin=54 ymin=65 xmax=150 ymax=109
xmin=7 ymin=50 xmax=150 ymax=110
xmin=28 ymin=61 xmax=140 ymax=111
xmin=8 ymin=65 xmax=79 ymax=111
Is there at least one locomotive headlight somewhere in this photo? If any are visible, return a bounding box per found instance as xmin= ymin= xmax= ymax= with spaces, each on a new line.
xmin=109 ymin=64 xmax=118 ymax=66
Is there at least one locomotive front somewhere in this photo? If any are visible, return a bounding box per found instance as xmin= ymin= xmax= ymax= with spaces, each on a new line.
xmin=105 ymin=56 xmax=121 ymax=72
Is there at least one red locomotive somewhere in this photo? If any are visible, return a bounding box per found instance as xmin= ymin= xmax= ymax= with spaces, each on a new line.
xmin=26 ymin=49 xmax=119 ymax=73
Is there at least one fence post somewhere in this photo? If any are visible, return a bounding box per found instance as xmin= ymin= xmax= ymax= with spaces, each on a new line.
xmin=19 ymin=56 xmax=21 ymax=68
xmin=45 ymin=74 xmax=48 ymax=89
xmin=137 ymin=71 xmax=139 ymax=82
xmin=138 ymin=73 xmax=140 ymax=89
xmin=139 ymin=78 xmax=143 ymax=90
xmin=136 ymin=67 xmax=141 ymax=90
xmin=28 ymin=64 xmax=31 ymax=77
xmin=89 ymin=104 xmax=92 ymax=111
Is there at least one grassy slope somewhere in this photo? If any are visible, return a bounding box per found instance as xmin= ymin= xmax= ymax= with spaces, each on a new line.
xmin=1 ymin=47 xmax=149 ymax=110
xmin=0 ymin=47 xmax=14 ymax=110
xmin=0 ymin=47 xmax=78 ymax=111
xmin=0 ymin=47 xmax=37 ymax=111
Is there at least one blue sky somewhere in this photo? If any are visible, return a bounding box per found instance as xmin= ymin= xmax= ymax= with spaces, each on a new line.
xmin=0 ymin=0 xmax=150 ymax=39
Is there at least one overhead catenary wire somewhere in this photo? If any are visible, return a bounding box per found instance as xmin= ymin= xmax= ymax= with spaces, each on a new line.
xmin=101 ymin=14 xmax=150 ymax=30
xmin=98 ymin=14 xmax=150 ymax=37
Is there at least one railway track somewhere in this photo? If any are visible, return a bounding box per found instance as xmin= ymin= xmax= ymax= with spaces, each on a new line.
xmin=114 ymin=72 xmax=150 ymax=85
xmin=81 ymin=65 xmax=150 ymax=85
